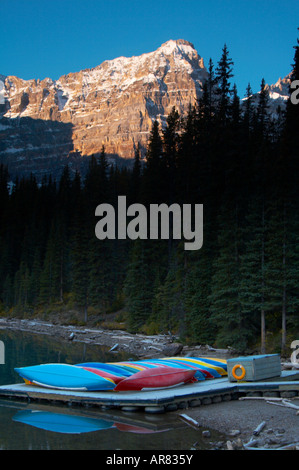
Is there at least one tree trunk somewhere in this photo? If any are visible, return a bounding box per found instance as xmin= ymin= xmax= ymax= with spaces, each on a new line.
xmin=60 ymin=251 xmax=64 ymax=303
xmin=261 ymin=308 xmax=266 ymax=354
xmin=281 ymin=203 xmax=287 ymax=354
xmin=261 ymin=201 xmax=266 ymax=354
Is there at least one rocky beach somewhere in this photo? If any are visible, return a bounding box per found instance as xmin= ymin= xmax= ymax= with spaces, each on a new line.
xmin=180 ymin=398 xmax=299 ymax=450
xmin=0 ymin=316 xmax=232 ymax=359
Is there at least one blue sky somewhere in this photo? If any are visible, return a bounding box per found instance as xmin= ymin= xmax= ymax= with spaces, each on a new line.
xmin=1 ymin=0 xmax=298 ymax=95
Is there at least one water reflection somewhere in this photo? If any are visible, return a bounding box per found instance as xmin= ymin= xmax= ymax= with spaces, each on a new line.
xmin=0 ymin=400 xmax=198 ymax=450
xmin=13 ymin=410 xmax=115 ymax=434
xmin=13 ymin=407 xmax=170 ymax=435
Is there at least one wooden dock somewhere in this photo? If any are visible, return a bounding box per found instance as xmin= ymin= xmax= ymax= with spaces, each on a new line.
xmin=0 ymin=370 xmax=298 ymax=414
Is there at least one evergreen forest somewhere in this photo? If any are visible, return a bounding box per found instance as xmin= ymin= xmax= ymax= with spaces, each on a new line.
xmin=0 ymin=36 xmax=298 ymax=354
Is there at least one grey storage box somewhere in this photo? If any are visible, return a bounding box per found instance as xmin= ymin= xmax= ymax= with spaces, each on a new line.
xmin=227 ymin=354 xmax=281 ymax=382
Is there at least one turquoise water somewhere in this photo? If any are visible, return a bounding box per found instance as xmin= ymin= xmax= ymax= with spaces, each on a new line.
xmin=0 ymin=329 xmax=218 ymax=450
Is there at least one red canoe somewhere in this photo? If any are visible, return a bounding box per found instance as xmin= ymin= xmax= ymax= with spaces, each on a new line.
xmin=114 ymin=366 xmax=197 ymax=391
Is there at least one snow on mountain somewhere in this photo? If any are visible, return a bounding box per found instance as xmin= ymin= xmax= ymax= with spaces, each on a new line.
xmin=0 ymin=40 xmax=292 ymax=179
xmin=242 ymin=74 xmax=291 ymax=118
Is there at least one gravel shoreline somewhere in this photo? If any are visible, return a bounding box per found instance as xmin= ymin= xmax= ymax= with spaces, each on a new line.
xmin=179 ymin=398 xmax=299 ymax=450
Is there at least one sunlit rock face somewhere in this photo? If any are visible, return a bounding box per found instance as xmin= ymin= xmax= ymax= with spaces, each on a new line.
xmin=0 ymin=40 xmax=208 ymax=178
xmin=0 ymin=40 xmax=290 ymax=179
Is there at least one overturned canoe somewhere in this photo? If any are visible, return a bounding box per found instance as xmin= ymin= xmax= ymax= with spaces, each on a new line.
xmin=114 ymin=366 xmax=197 ymax=391
xmin=109 ymin=362 xmax=147 ymax=374
xmin=136 ymin=358 xmax=221 ymax=378
xmin=76 ymin=362 xmax=133 ymax=377
xmin=14 ymin=363 xmax=116 ymax=391
xmin=141 ymin=359 xmax=213 ymax=379
xmin=166 ymin=357 xmax=227 ymax=376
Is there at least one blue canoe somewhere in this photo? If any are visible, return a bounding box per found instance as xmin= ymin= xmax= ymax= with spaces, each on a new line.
xmin=13 ymin=410 xmax=114 ymax=434
xmin=15 ymin=363 xmax=116 ymax=391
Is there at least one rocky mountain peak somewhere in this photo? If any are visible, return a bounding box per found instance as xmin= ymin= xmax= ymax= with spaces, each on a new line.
xmin=0 ymin=41 xmax=291 ymax=180
xmin=0 ymin=40 xmax=209 ymax=178
xmin=159 ymin=39 xmax=196 ymax=54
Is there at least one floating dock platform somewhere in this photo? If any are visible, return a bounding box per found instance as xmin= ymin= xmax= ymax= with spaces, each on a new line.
xmin=0 ymin=370 xmax=298 ymax=414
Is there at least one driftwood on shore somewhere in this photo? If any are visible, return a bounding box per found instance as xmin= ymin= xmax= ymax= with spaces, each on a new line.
xmin=236 ymin=398 xmax=299 ymax=450
xmin=179 ymin=413 xmax=200 ymax=429
xmin=253 ymin=421 xmax=266 ymax=436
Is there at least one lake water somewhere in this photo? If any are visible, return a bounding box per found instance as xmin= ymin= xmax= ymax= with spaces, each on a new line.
xmin=0 ymin=328 xmax=224 ymax=451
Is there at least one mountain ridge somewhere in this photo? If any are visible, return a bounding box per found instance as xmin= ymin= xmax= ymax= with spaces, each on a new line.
xmin=0 ymin=39 xmax=209 ymax=178
xmin=0 ymin=39 xmax=291 ymax=179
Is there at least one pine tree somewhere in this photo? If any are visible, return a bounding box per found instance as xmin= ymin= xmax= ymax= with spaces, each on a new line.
xmin=207 ymin=58 xmax=217 ymax=120
xmin=84 ymin=154 xmax=103 ymax=214
xmin=239 ymin=196 xmax=267 ymax=352
xmin=215 ymin=44 xmax=234 ymax=123
xmin=13 ymin=261 xmax=31 ymax=312
xmin=284 ymin=201 xmax=299 ymax=332
xmin=231 ymin=84 xmax=240 ymax=126
xmin=152 ymin=255 xmax=184 ymax=335
xmin=28 ymin=248 xmax=42 ymax=306
xmin=130 ymin=142 xmax=142 ymax=202
xmin=176 ymin=104 xmax=198 ymax=203
xmin=143 ymin=120 xmax=164 ymax=204
xmin=209 ymin=199 xmax=247 ymax=351
xmin=224 ymin=83 xmax=245 ymax=199
xmin=256 ymin=78 xmax=270 ymax=136
xmin=184 ymin=221 xmax=216 ymax=344
xmin=69 ymin=177 xmax=90 ymax=321
xmin=71 ymin=225 xmax=90 ymax=322
xmin=263 ymin=198 xmax=299 ymax=353
xmin=243 ymin=83 xmax=254 ymax=132
xmin=88 ymin=237 xmax=116 ymax=312
xmin=39 ymin=218 xmax=68 ymax=304
xmin=124 ymin=240 xmax=154 ymax=332
xmin=162 ymin=106 xmax=180 ymax=204
xmin=2 ymin=274 xmax=13 ymax=309
xmin=99 ymin=144 xmax=109 ymax=200
xmin=0 ymin=164 xmax=9 ymax=225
